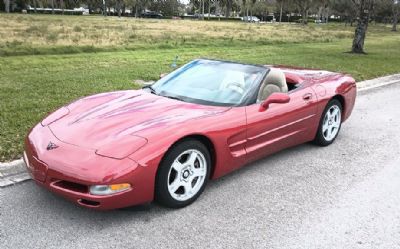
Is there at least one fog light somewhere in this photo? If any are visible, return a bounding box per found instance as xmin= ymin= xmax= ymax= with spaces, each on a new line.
xmin=89 ymin=183 xmax=131 ymax=196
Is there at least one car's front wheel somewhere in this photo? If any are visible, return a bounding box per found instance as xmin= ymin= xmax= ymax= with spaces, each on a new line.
xmin=155 ymin=139 xmax=211 ymax=208
xmin=313 ymin=99 xmax=343 ymax=146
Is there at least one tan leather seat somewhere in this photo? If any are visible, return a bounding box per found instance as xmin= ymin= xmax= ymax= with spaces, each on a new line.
xmin=257 ymin=68 xmax=288 ymax=102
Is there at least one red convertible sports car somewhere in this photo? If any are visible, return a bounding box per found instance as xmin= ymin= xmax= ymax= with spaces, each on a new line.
xmin=24 ymin=59 xmax=356 ymax=210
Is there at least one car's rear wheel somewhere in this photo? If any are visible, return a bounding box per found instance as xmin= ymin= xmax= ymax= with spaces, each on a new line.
xmin=155 ymin=140 xmax=211 ymax=208
xmin=314 ymin=99 xmax=343 ymax=146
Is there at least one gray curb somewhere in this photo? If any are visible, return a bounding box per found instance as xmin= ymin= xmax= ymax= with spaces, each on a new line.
xmin=0 ymin=159 xmax=30 ymax=188
xmin=357 ymin=73 xmax=400 ymax=92
xmin=1 ymin=73 xmax=400 ymax=188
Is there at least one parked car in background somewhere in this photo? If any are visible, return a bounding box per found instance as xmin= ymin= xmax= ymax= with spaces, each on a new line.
xmin=141 ymin=11 xmax=163 ymax=19
xmin=315 ymin=19 xmax=327 ymax=24
xmin=242 ymin=16 xmax=260 ymax=23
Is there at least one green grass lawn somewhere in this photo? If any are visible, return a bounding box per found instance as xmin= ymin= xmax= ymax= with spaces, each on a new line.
xmin=1 ymin=14 xmax=400 ymax=162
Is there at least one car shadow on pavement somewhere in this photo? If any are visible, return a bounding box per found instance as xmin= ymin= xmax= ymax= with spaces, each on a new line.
xmin=113 ymin=142 xmax=318 ymax=212
xmin=14 ymin=140 xmax=332 ymax=227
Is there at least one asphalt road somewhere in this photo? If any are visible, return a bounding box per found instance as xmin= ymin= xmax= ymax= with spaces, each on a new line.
xmin=1 ymin=83 xmax=400 ymax=249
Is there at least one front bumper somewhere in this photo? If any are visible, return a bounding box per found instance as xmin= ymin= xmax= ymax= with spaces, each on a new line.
xmin=24 ymin=124 xmax=154 ymax=210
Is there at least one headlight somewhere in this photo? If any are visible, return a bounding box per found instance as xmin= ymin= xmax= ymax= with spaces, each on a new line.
xmin=89 ymin=183 xmax=131 ymax=196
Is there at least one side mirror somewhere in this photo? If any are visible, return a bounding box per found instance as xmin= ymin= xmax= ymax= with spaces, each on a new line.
xmin=259 ymin=93 xmax=290 ymax=112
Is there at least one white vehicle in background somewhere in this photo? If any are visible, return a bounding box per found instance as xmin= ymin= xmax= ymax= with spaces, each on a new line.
xmin=74 ymin=7 xmax=89 ymax=15
xmin=242 ymin=16 xmax=260 ymax=23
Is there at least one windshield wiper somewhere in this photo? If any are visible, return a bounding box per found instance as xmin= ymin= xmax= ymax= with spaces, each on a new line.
xmin=142 ymin=85 xmax=157 ymax=95
xmin=162 ymin=95 xmax=184 ymax=101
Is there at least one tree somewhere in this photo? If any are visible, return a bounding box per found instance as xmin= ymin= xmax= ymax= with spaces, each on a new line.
xmin=60 ymin=0 xmax=64 ymax=14
xmin=331 ymin=0 xmax=357 ymax=25
xmin=51 ymin=0 xmax=55 ymax=14
xmin=241 ymin=0 xmax=249 ymax=18
xmin=277 ymin=0 xmax=284 ymax=22
xmin=33 ymin=0 xmax=37 ymax=13
xmin=225 ymin=0 xmax=232 ymax=17
xmin=3 ymin=0 xmax=10 ymax=12
xmin=252 ymin=0 xmax=269 ymax=19
xmin=116 ymin=0 xmax=122 ymax=17
xmin=293 ymin=0 xmax=314 ymax=24
xmin=247 ymin=0 xmax=256 ymax=18
xmin=393 ymin=0 xmax=399 ymax=31
xmin=274 ymin=0 xmax=297 ymax=22
xmin=372 ymin=0 xmax=393 ymax=23
xmin=318 ymin=0 xmax=331 ymax=23
xmin=351 ymin=0 xmax=375 ymax=53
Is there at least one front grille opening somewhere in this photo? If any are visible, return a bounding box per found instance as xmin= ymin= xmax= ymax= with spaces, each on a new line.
xmin=79 ymin=199 xmax=100 ymax=207
xmin=53 ymin=180 xmax=88 ymax=193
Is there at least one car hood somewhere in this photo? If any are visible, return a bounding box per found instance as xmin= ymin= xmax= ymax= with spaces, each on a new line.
xmin=48 ymin=90 xmax=229 ymax=149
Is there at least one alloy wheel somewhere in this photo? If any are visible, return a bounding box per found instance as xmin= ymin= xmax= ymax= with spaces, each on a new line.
xmin=322 ymin=105 xmax=341 ymax=141
xmin=167 ymin=149 xmax=207 ymax=201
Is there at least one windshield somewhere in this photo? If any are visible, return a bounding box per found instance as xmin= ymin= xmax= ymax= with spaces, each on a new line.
xmin=150 ymin=59 xmax=267 ymax=106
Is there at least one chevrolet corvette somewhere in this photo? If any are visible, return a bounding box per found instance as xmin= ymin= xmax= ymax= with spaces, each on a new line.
xmin=24 ymin=59 xmax=357 ymax=210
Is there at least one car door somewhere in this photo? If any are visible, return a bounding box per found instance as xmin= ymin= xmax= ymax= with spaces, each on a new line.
xmin=245 ymin=86 xmax=319 ymax=162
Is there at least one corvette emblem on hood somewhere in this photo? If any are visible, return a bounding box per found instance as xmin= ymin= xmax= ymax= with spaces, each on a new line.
xmin=46 ymin=141 xmax=59 ymax=151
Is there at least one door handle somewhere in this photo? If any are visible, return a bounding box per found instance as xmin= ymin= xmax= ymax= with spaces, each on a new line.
xmin=303 ymin=93 xmax=312 ymax=101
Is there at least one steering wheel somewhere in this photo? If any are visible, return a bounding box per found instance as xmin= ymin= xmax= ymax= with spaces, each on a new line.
xmin=225 ymin=82 xmax=245 ymax=95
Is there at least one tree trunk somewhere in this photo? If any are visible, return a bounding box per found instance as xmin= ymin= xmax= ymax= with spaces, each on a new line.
xmin=208 ymin=0 xmax=210 ymax=20
xmin=325 ymin=7 xmax=329 ymax=23
xmin=225 ymin=0 xmax=231 ymax=18
xmin=117 ymin=0 xmax=121 ymax=18
xmin=3 ymin=0 xmax=10 ymax=13
xmin=102 ymin=0 xmax=106 ymax=16
xmin=302 ymin=8 xmax=308 ymax=25
xmin=202 ymin=0 xmax=205 ymax=19
xmin=352 ymin=2 xmax=370 ymax=53
xmin=51 ymin=0 xmax=55 ymax=14
xmin=60 ymin=0 xmax=64 ymax=14
xmin=201 ymin=0 xmax=206 ymax=20
xmin=88 ymin=2 xmax=91 ymax=14
xmin=393 ymin=5 xmax=399 ymax=32
xmin=279 ymin=1 xmax=283 ymax=23
xmin=317 ymin=6 xmax=322 ymax=22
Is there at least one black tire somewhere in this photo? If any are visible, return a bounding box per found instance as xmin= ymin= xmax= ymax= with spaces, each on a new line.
xmin=155 ymin=139 xmax=211 ymax=208
xmin=313 ymin=99 xmax=343 ymax=146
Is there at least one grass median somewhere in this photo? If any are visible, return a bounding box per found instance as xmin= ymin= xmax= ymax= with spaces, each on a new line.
xmin=1 ymin=14 xmax=399 ymax=161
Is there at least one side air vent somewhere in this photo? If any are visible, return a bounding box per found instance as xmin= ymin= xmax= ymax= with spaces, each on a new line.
xmin=52 ymin=180 xmax=88 ymax=193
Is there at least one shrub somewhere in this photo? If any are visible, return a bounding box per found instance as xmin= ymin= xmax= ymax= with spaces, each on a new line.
xmin=73 ymin=26 xmax=82 ymax=32
xmin=46 ymin=33 xmax=58 ymax=43
xmin=25 ymin=25 xmax=48 ymax=34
